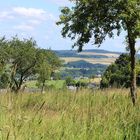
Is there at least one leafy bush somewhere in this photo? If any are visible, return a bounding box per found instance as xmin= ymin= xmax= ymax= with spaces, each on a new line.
xmin=65 ymin=77 xmax=76 ymax=86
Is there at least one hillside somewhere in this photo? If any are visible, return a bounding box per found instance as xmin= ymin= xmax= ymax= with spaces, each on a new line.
xmin=55 ymin=49 xmax=120 ymax=65
xmin=65 ymin=60 xmax=107 ymax=69
xmin=55 ymin=49 xmax=120 ymax=78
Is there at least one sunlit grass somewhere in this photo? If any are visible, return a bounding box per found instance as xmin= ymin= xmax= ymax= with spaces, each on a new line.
xmin=0 ymin=88 xmax=139 ymax=140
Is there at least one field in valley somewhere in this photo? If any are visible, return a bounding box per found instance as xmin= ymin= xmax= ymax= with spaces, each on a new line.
xmin=0 ymin=89 xmax=139 ymax=140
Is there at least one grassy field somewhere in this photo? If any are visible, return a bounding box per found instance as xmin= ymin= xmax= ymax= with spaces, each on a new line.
xmin=26 ymin=80 xmax=66 ymax=89
xmin=0 ymin=88 xmax=139 ymax=140
xmin=61 ymin=57 xmax=117 ymax=65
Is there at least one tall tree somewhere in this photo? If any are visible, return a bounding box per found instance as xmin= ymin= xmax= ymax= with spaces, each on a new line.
xmin=37 ymin=61 xmax=51 ymax=93
xmin=57 ymin=0 xmax=140 ymax=105
xmin=36 ymin=49 xmax=51 ymax=93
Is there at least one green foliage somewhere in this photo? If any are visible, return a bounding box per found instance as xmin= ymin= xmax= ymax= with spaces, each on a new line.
xmin=100 ymin=54 xmax=132 ymax=88
xmin=65 ymin=76 xmax=88 ymax=88
xmin=75 ymin=81 xmax=88 ymax=88
xmin=42 ymin=49 xmax=62 ymax=72
xmin=36 ymin=49 xmax=62 ymax=92
xmin=0 ymin=73 xmax=9 ymax=88
xmin=0 ymin=37 xmax=38 ymax=92
xmin=0 ymin=37 xmax=61 ymax=93
xmin=61 ymin=68 xmax=105 ymax=79
xmin=52 ymin=72 xmax=61 ymax=80
xmin=36 ymin=49 xmax=52 ymax=92
xmin=65 ymin=76 xmax=76 ymax=86
xmin=57 ymin=0 xmax=140 ymax=51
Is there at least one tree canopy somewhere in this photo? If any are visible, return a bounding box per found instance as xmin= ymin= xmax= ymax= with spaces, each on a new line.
xmin=0 ymin=37 xmax=61 ymax=93
xmin=57 ymin=0 xmax=140 ymax=51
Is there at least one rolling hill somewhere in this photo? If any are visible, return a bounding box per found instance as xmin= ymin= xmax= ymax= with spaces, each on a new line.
xmin=55 ymin=49 xmax=121 ymax=65
xmin=54 ymin=49 xmax=121 ymax=78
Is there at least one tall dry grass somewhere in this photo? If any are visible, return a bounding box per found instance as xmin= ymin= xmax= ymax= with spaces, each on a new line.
xmin=0 ymin=88 xmax=139 ymax=140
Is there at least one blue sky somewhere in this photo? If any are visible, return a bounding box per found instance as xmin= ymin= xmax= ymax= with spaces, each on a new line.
xmin=0 ymin=0 xmax=139 ymax=52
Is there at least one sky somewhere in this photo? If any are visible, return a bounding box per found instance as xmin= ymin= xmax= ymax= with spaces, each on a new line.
xmin=0 ymin=0 xmax=139 ymax=52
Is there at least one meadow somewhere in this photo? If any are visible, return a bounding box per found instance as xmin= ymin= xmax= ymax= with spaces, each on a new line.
xmin=0 ymin=88 xmax=139 ymax=140
xmin=26 ymin=80 xmax=66 ymax=89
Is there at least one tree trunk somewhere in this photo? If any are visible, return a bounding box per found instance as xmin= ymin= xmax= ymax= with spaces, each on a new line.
xmin=41 ymin=81 xmax=45 ymax=94
xmin=129 ymin=38 xmax=137 ymax=105
xmin=13 ymin=75 xmax=23 ymax=93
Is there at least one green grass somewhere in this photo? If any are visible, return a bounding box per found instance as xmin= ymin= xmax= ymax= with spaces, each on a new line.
xmin=26 ymin=79 xmax=89 ymax=90
xmin=26 ymin=80 xmax=65 ymax=89
xmin=0 ymin=88 xmax=139 ymax=140
xmin=47 ymin=80 xmax=65 ymax=89
xmin=26 ymin=80 xmax=37 ymax=88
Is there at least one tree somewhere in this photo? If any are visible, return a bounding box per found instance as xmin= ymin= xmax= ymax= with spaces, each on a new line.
xmin=57 ymin=0 xmax=140 ymax=105
xmin=0 ymin=37 xmax=61 ymax=93
xmin=36 ymin=49 xmax=51 ymax=93
xmin=37 ymin=62 xmax=51 ymax=93
xmin=7 ymin=37 xmax=37 ymax=93
xmin=36 ymin=48 xmax=62 ymax=93
xmin=100 ymin=54 xmax=131 ymax=88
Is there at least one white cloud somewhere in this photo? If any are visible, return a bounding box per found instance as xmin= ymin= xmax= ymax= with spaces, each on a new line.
xmin=0 ymin=6 xmax=57 ymax=32
xmin=12 ymin=7 xmax=47 ymax=20
xmin=11 ymin=7 xmax=56 ymax=22
xmin=14 ymin=24 xmax=34 ymax=31
xmin=13 ymin=19 xmax=43 ymax=31
xmin=0 ymin=7 xmax=56 ymax=22
xmin=28 ymin=20 xmax=42 ymax=25
xmin=0 ymin=11 xmax=14 ymax=20
xmin=48 ymin=0 xmax=71 ymax=6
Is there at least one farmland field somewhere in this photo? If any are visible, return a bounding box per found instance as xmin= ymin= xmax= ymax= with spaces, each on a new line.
xmin=61 ymin=57 xmax=117 ymax=65
xmin=0 ymin=89 xmax=139 ymax=140
xmin=78 ymin=52 xmax=120 ymax=57
xmin=55 ymin=49 xmax=120 ymax=65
